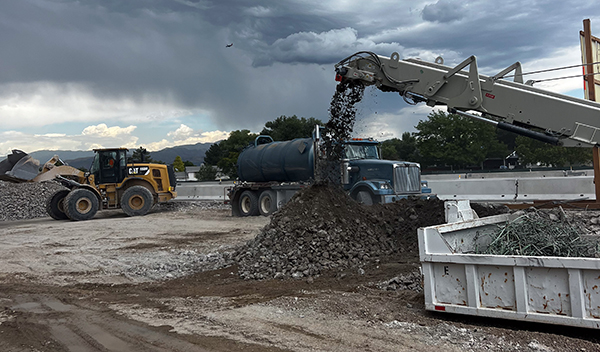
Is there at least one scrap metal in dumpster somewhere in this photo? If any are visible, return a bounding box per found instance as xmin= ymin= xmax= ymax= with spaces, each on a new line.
xmin=418 ymin=211 xmax=600 ymax=329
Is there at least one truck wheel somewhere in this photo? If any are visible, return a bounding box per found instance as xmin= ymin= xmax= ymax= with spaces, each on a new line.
xmin=46 ymin=189 xmax=70 ymax=220
xmin=239 ymin=190 xmax=259 ymax=217
xmin=64 ymin=188 xmax=99 ymax=221
xmin=121 ymin=185 xmax=154 ymax=217
xmin=354 ymin=189 xmax=375 ymax=206
xmin=258 ymin=190 xmax=277 ymax=216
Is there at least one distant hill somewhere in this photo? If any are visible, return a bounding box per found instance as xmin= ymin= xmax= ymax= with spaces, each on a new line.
xmin=151 ymin=143 xmax=212 ymax=166
xmin=2 ymin=143 xmax=213 ymax=169
xmin=29 ymin=150 xmax=95 ymax=164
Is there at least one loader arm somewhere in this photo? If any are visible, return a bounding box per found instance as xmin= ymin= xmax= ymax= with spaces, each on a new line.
xmin=335 ymin=51 xmax=600 ymax=147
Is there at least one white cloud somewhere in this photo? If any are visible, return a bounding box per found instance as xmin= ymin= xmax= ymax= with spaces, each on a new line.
xmin=353 ymin=104 xmax=433 ymax=141
xmin=167 ymin=124 xmax=195 ymax=140
xmin=0 ymin=124 xmax=139 ymax=156
xmin=82 ymin=124 xmax=137 ymax=137
xmin=254 ymin=27 xmax=405 ymax=66
xmin=520 ymin=45 xmax=584 ymax=94
xmin=0 ymin=124 xmax=231 ymax=156
xmin=146 ymin=126 xmax=229 ymax=151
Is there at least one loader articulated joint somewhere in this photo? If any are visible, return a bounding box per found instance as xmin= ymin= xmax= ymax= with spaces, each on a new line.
xmin=55 ymin=174 xmax=82 ymax=189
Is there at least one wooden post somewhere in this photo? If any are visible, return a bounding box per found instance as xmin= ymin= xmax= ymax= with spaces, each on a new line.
xmin=583 ymin=19 xmax=596 ymax=102
xmin=583 ymin=20 xmax=600 ymax=203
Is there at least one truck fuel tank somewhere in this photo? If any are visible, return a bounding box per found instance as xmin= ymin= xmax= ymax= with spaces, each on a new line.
xmin=237 ymin=137 xmax=315 ymax=183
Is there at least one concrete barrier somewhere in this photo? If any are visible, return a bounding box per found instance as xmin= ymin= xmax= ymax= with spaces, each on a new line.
xmin=173 ymin=174 xmax=596 ymax=204
xmin=174 ymin=181 xmax=234 ymax=201
xmin=426 ymin=176 xmax=595 ymax=202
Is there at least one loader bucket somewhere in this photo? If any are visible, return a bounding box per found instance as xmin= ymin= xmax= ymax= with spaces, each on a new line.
xmin=0 ymin=150 xmax=41 ymax=182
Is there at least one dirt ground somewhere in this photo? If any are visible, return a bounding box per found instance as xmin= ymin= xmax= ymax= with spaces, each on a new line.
xmin=0 ymin=205 xmax=599 ymax=351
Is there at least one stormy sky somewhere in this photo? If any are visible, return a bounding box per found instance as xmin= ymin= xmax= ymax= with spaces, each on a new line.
xmin=0 ymin=0 xmax=597 ymax=155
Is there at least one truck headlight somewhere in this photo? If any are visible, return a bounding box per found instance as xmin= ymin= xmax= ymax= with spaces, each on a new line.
xmin=379 ymin=182 xmax=392 ymax=190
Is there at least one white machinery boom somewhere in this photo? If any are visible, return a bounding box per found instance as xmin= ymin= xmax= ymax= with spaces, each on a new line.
xmin=335 ymin=51 xmax=600 ymax=147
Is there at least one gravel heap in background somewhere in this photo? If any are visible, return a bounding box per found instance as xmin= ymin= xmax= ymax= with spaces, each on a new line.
xmin=154 ymin=200 xmax=230 ymax=212
xmin=235 ymin=184 xmax=450 ymax=280
xmin=0 ymin=180 xmax=67 ymax=221
xmin=0 ymin=180 xmax=228 ymax=222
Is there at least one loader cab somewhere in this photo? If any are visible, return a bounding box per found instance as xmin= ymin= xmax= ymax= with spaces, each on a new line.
xmin=90 ymin=148 xmax=128 ymax=185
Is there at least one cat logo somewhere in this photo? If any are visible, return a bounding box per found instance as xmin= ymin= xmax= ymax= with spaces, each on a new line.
xmin=128 ymin=166 xmax=150 ymax=176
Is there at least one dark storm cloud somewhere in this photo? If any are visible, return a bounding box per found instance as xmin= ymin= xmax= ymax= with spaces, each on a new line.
xmin=369 ymin=0 xmax=596 ymax=73
xmin=0 ymin=0 xmax=349 ymax=130
xmin=0 ymin=0 xmax=595 ymax=136
xmin=421 ymin=0 xmax=465 ymax=23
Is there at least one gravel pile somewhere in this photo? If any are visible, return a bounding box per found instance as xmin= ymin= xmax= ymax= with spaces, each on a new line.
xmin=124 ymin=249 xmax=235 ymax=282
xmin=0 ymin=178 xmax=228 ymax=222
xmin=154 ymin=200 xmax=230 ymax=213
xmin=383 ymin=321 xmax=553 ymax=352
xmin=235 ymin=184 xmax=448 ymax=280
xmin=0 ymin=180 xmax=67 ymax=221
xmin=377 ymin=270 xmax=423 ymax=292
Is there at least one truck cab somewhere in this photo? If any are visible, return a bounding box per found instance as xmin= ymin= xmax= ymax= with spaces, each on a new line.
xmin=342 ymin=138 xmax=433 ymax=205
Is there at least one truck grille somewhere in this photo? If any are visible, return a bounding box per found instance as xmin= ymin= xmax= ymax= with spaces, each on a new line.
xmin=393 ymin=163 xmax=421 ymax=193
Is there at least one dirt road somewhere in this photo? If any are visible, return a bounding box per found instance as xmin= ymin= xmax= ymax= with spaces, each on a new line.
xmin=0 ymin=205 xmax=599 ymax=351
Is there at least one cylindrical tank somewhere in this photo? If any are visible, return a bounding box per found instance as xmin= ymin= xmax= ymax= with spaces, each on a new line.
xmin=237 ymin=138 xmax=315 ymax=182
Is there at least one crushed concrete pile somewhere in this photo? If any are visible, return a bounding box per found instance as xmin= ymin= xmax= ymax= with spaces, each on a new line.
xmin=0 ymin=180 xmax=67 ymax=221
xmin=154 ymin=201 xmax=230 ymax=213
xmin=235 ymin=184 xmax=450 ymax=280
xmin=0 ymin=178 xmax=227 ymax=222
xmin=377 ymin=270 xmax=423 ymax=292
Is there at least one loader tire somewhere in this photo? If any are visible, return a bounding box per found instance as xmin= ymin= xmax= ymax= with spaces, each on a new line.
xmin=121 ymin=185 xmax=153 ymax=217
xmin=46 ymin=189 xmax=70 ymax=220
xmin=238 ymin=190 xmax=259 ymax=217
xmin=64 ymin=188 xmax=99 ymax=221
xmin=258 ymin=190 xmax=277 ymax=216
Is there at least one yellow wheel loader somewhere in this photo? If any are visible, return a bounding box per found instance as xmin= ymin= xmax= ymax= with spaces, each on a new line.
xmin=44 ymin=148 xmax=177 ymax=221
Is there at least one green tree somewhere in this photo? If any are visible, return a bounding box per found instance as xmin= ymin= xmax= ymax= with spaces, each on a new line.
xmin=172 ymin=156 xmax=185 ymax=172
xmin=196 ymin=164 xmax=218 ymax=181
xmin=128 ymin=147 xmax=153 ymax=163
xmin=203 ymin=142 xmax=226 ymax=166
xmin=381 ymin=132 xmax=420 ymax=162
xmin=204 ymin=130 xmax=257 ymax=178
xmin=260 ymin=115 xmax=323 ymax=141
xmin=515 ymin=136 xmax=592 ymax=167
xmin=183 ymin=160 xmax=194 ymax=167
xmin=415 ymin=110 xmax=509 ymax=169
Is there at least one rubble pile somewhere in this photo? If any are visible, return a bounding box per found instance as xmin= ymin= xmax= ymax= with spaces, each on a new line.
xmin=0 ymin=180 xmax=227 ymax=222
xmin=154 ymin=201 xmax=230 ymax=213
xmin=0 ymin=180 xmax=67 ymax=221
xmin=480 ymin=207 xmax=599 ymax=257
xmin=235 ymin=184 xmax=448 ymax=280
xmin=377 ymin=270 xmax=423 ymax=292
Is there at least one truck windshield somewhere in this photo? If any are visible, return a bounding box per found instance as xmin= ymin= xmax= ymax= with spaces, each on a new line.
xmin=344 ymin=144 xmax=379 ymax=160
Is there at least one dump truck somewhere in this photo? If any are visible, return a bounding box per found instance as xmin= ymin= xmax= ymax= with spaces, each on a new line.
xmin=229 ymin=127 xmax=433 ymax=217
xmin=44 ymin=148 xmax=177 ymax=221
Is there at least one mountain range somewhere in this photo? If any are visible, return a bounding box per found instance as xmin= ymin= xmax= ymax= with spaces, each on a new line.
xmin=3 ymin=143 xmax=213 ymax=170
